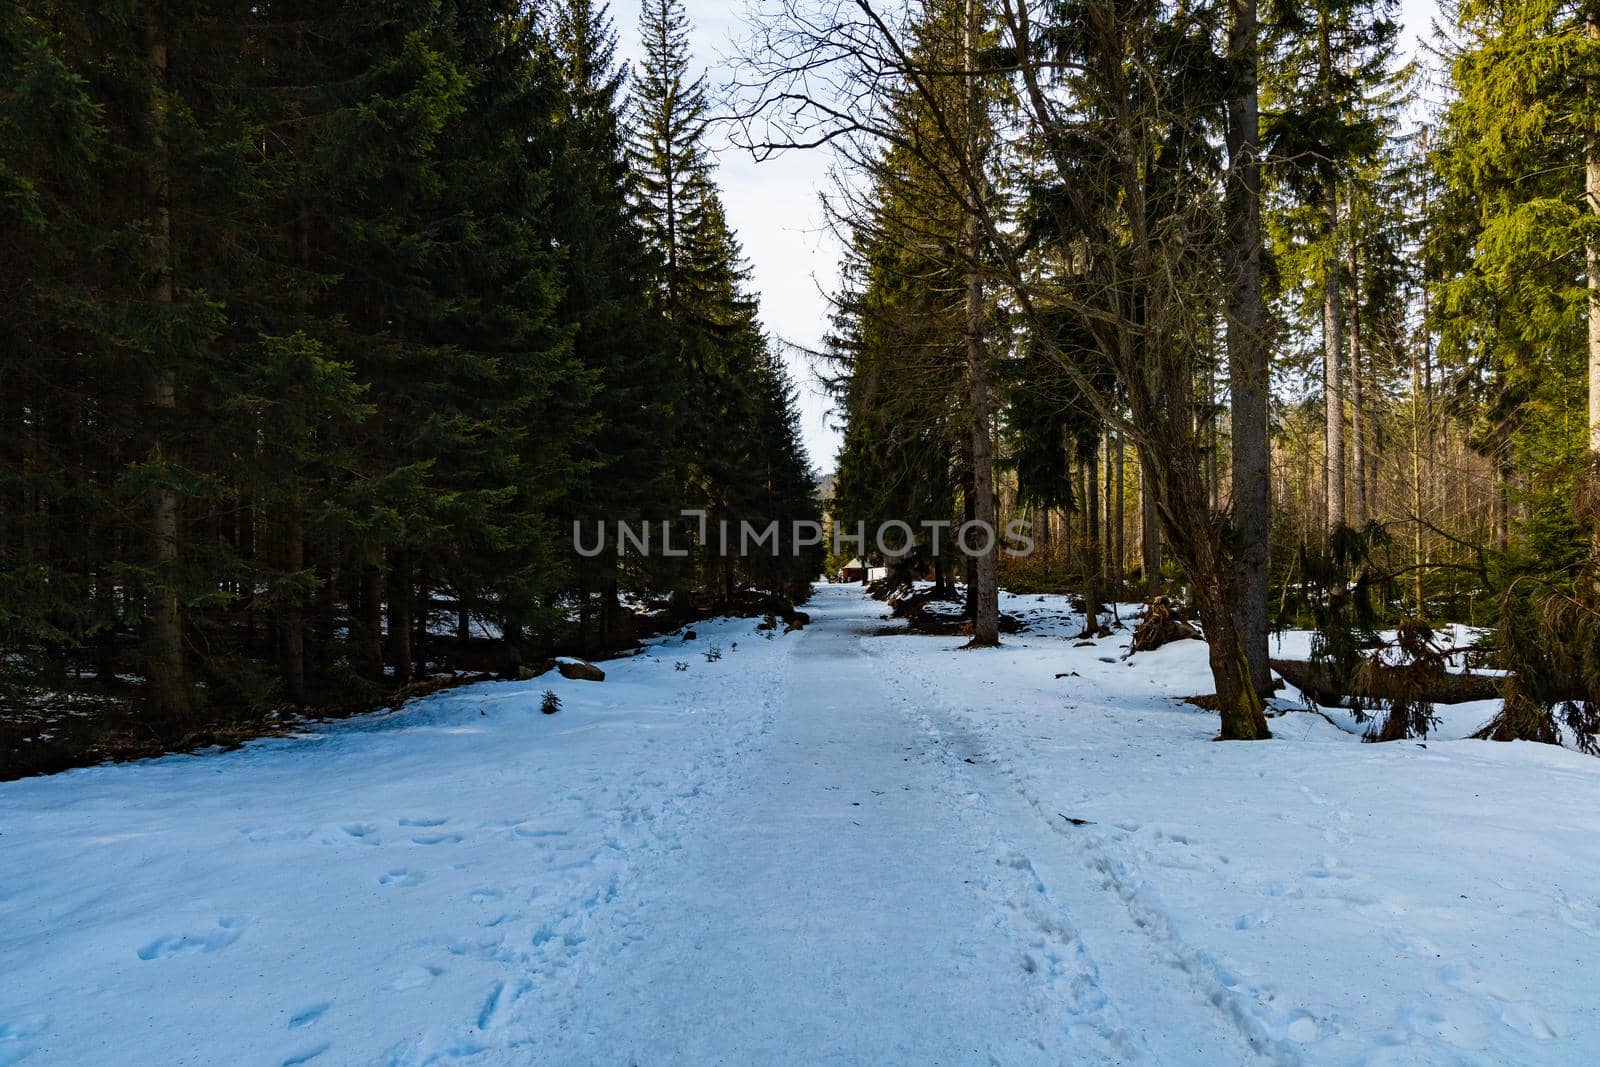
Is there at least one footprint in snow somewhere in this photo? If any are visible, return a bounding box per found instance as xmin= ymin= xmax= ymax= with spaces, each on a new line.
xmin=0 ymin=1013 xmax=49 ymax=1065
xmin=137 ymin=916 xmax=248 ymax=960
xmin=378 ymin=868 xmax=424 ymax=888
xmin=279 ymin=1043 xmax=329 ymax=1066
xmin=390 ymin=964 xmax=443 ymax=990
xmin=398 ymin=816 xmax=449 ymax=828
xmin=1285 ymin=1012 xmax=1321 ymax=1043
xmin=409 ymin=832 xmax=464 ymax=846
xmin=288 ymin=1003 xmax=329 ymax=1030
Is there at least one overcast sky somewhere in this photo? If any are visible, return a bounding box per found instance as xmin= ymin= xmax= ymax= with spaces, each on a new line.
xmin=620 ymin=0 xmax=1444 ymax=475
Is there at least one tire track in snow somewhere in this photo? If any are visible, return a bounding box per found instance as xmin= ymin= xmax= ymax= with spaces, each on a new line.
xmin=864 ymin=628 xmax=1297 ymax=1066
xmin=861 ymin=644 xmax=1144 ymax=1064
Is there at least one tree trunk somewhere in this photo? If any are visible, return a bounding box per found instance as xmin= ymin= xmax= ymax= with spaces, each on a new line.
xmin=1323 ymin=187 xmax=1345 ymax=532
xmin=388 ymin=550 xmax=413 ymax=685
xmin=963 ymin=0 xmax=999 ymax=647
xmin=143 ymin=15 xmax=184 ymax=721
xmin=1112 ymin=432 xmax=1125 ymax=592
xmin=1138 ymin=451 xmax=1270 ymax=740
xmin=1224 ymin=0 xmax=1272 ymax=692
xmin=962 ymin=458 xmax=977 ymax=610
xmin=1319 ymin=6 xmax=1345 ymax=534
xmin=280 ymin=510 xmax=306 ymax=703
xmin=413 ymin=562 xmax=430 ymax=679
xmin=1348 ymin=189 xmax=1367 ymax=528
xmin=1588 ymin=11 xmax=1600 ymax=474
xmin=1102 ymin=435 xmax=1113 ymax=581
xmin=1082 ymin=440 xmax=1101 ymax=634
xmin=1411 ymin=339 xmax=1427 ymax=616
xmin=362 ymin=561 xmax=385 ymax=680
xmin=1141 ymin=467 xmax=1161 ymax=596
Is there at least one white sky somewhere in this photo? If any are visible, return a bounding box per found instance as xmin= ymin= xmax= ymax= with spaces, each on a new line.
xmin=621 ymin=0 xmax=1445 ymax=475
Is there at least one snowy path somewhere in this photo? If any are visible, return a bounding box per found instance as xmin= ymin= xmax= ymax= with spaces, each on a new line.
xmin=526 ymin=593 xmax=1232 ymax=1064
xmin=4 ymin=584 xmax=1599 ymax=1065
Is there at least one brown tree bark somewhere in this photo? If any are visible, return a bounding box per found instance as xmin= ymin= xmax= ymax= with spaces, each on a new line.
xmin=280 ymin=510 xmax=306 ymax=703
xmin=1225 ymin=0 xmax=1273 ymax=694
xmin=1141 ymin=468 xmax=1162 ymax=596
xmin=1112 ymin=432 xmax=1125 ymax=592
xmin=1589 ymin=13 xmax=1600 ymax=471
xmin=387 ymin=550 xmax=413 ymax=684
xmin=1319 ymin=15 xmax=1345 ymax=533
xmin=1348 ymin=188 xmax=1367 ymax=528
xmin=963 ymin=0 xmax=999 ymax=647
xmin=362 ymin=562 xmax=385 ymax=679
xmin=1324 ymin=200 xmax=1345 ymax=532
xmin=1082 ymin=439 xmax=1102 ymax=634
xmin=142 ymin=13 xmax=184 ymax=721
xmin=1137 ymin=448 xmax=1270 ymax=740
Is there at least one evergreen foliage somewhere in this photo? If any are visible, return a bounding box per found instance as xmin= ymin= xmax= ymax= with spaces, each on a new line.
xmin=0 ymin=0 xmax=819 ymax=744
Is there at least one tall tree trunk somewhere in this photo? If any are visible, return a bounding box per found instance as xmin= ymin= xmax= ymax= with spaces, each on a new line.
xmin=1139 ymin=451 xmax=1270 ymax=739
xmin=1348 ymin=188 xmax=1367 ymax=528
xmin=413 ymin=562 xmax=430 ymax=679
xmin=143 ymin=14 xmax=184 ymax=721
xmin=1204 ymin=367 xmax=1219 ymax=510
xmin=1318 ymin=11 xmax=1345 ymax=533
xmin=1411 ymin=341 xmax=1427 ymax=616
xmin=388 ymin=549 xmax=413 ymax=685
xmin=1102 ymin=434 xmax=1113 ymax=582
xmin=1323 ymin=188 xmax=1345 ymax=532
xmin=1112 ymin=432 xmax=1125 ymax=592
xmin=1141 ymin=466 xmax=1161 ymax=596
xmin=316 ymin=552 xmax=337 ymax=679
xmin=281 ymin=510 xmax=306 ymax=703
xmin=1082 ymin=440 xmax=1101 ymax=635
xmin=963 ymin=0 xmax=999 ymax=647
xmin=1224 ymin=0 xmax=1272 ymax=694
xmin=1588 ymin=10 xmax=1600 ymax=479
xmin=362 ymin=561 xmax=385 ymax=679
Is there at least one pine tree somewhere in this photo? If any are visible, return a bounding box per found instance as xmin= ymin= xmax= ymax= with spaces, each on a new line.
xmin=628 ymin=0 xmax=818 ymax=605
xmin=1430 ymin=0 xmax=1600 ymax=746
xmin=1263 ymin=0 xmax=1406 ymax=534
xmin=631 ymin=0 xmax=714 ymax=315
xmin=550 ymin=0 xmax=678 ymax=648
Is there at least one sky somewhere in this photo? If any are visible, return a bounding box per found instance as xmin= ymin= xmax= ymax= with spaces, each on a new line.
xmin=621 ymin=0 xmax=1446 ymax=476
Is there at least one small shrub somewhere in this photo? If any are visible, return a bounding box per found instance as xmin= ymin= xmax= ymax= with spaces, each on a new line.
xmin=703 ymin=646 xmax=722 ymax=663
xmin=540 ymin=690 xmax=561 ymax=715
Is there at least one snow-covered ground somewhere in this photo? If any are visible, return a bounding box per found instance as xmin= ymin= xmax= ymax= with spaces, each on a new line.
xmin=2 ymin=584 xmax=1597 ymax=1065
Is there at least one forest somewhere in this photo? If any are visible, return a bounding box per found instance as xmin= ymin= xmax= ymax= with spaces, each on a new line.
xmin=0 ymin=0 xmax=821 ymax=770
xmin=5 ymin=1 xmax=1600 ymax=1062
xmin=743 ymin=0 xmax=1600 ymax=750
xmin=5 ymin=0 xmax=1600 ymax=764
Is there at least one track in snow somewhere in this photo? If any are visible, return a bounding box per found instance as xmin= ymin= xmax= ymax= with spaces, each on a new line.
xmin=8 ymin=583 xmax=1595 ymax=1065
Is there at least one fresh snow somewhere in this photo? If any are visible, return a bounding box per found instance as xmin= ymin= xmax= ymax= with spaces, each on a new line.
xmin=2 ymin=584 xmax=1597 ymax=1065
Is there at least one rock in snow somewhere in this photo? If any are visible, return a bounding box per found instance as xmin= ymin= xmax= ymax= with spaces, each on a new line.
xmin=552 ymin=656 xmax=605 ymax=682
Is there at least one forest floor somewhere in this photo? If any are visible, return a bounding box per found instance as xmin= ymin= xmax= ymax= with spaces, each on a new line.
xmin=2 ymin=583 xmax=1597 ymax=1065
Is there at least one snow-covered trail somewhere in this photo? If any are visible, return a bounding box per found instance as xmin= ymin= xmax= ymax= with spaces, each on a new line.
xmin=525 ymin=587 xmax=1246 ymax=1064
xmin=4 ymin=583 xmax=1598 ymax=1065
